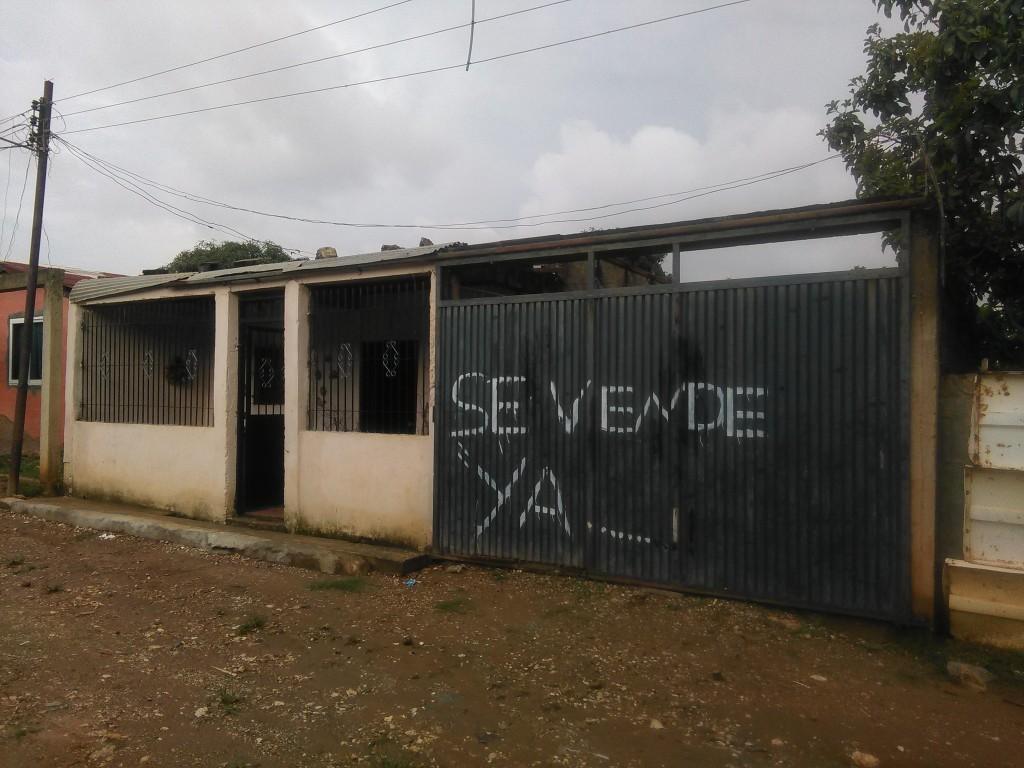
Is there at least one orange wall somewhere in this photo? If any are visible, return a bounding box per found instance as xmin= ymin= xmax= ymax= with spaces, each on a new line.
xmin=0 ymin=287 xmax=68 ymax=453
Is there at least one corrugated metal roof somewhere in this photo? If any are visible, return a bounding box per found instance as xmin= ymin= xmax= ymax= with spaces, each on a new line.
xmin=294 ymin=241 xmax=455 ymax=273
xmin=70 ymin=273 xmax=187 ymax=303
xmin=71 ymin=242 xmax=459 ymax=303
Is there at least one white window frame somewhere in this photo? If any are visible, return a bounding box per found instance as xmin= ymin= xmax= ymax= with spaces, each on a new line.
xmin=8 ymin=316 xmax=43 ymax=387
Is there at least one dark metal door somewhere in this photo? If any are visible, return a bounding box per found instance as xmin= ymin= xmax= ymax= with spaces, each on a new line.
xmin=237 ymin=293 xmax=285 ymax=513
xmin=435 ymin=272 xmax=910 ymax=620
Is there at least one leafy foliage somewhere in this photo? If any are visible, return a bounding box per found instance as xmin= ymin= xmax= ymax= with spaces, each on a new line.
xmin=822 ymin=1 xmax=1023 ymax=368
xmin=164 ymin=240 xmax=291 ymax=273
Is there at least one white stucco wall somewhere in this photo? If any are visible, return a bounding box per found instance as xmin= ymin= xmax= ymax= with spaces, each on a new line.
xmin=63 ymin=289 xmax=234 ymax=522
xmin=291 ymin=430 xmax=433 ymax=547
xmin=64 ymin=267 xmax=437 ymax=546
xmin=68 ymin=421 xmax=227 ymax=520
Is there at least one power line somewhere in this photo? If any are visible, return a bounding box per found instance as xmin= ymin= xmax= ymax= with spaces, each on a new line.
xmin=469 ymin=159 xmax=840 ymax=230
xmin=0 ymin=110 xmax=29 ymax=128
xmin=56 ymin=137 xmax=313 ymax=256
xmin=0 ymin=145 xmax=14 ymax=250
xmin=0 ymin=136 xmax=32 ymax=150
xmin=61 ymin=0 xmax=575 ymax=119
xmin=2 ymin=154 xmax=32 ymax=261
xmin=58 ymin=135 xmax=837 ymax=232
xmin=61 ymin=0 xmax=753 ymax=135
xmin=58 ymin=0 xmax=418 ymax=104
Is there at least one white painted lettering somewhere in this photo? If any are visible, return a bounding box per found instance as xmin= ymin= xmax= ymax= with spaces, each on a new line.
xmin=733 ymin=386 xmax=766 ymax=438
xmin=450 ymin=372 xmax=488 ymax=436
xmin=688 ymin=382 xmax=725 ymax=432
xmin=549 ymin=381 xmax=592 ymax=435
xmin=601 ymin=386 xmax=635 ymax=433
xmin=491 ymin=376 xmax=527 ymax=435
xmin=633 ymin=391 xmax=672 ymax=432
xmin=520 ymin=467 xmax=570 ymax=535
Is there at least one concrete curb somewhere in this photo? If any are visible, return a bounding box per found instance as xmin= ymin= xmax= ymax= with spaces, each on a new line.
xmin=2 ymin=497 xmax=430 ymax=577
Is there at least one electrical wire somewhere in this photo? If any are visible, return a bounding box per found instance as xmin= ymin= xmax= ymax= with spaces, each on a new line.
xmin=57 ymin=137 xmax=313 ymax=256
xmin=61 ymin=0 xmax=753 ymax=135
xmin=42 ymin=224 xmax=52 ymax=267
xmin=60 ymin=0 xmax=575 ymax=119
xmin=0 ymin=110 xmax=29 ymax=128
xmin=0 ymin=145 xmax=14 ymax=251
xmin=2 ymin=154 xmax=32 ymax=261
xmin=58 ymin=0 xmax=418 ymax=104
xmin=58 ymin=135 xmax=838 ymax=232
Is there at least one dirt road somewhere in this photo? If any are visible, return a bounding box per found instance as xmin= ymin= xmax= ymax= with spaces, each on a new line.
xmin=1 ymin=508 xmax=1022 ymax=767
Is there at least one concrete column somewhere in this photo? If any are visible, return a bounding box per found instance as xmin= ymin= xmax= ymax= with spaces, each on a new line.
xmin=283 ymin=281 xmax=309 ymax=530
xmin=909 ymin=210 xmax=941 ymax=625
xmin=213 ymin=288 xmax=239 ymax=522
xmin=61 ymin=299 xmax=82 ymax=492
xmin=39 ymin=270 xmax=65 ymax=492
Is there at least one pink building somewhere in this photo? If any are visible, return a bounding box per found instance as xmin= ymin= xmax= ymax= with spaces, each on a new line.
xmin=0 ymin=262 xmax=118 ymax=457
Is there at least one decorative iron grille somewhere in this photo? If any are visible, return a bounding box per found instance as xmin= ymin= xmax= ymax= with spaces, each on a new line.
xmin=308 ymin=277 xmax=429 ymax=435
xmin=79 ymin=297 xmax=215 ymax=426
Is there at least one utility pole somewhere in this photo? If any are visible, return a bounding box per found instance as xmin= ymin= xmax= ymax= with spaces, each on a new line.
xmin=8 ymin=80 xmax=53 ymax=494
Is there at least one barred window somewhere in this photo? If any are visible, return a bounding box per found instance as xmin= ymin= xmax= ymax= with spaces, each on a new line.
xmin=79 ymin=297 xmax=215 ymax=426
xmin=308 ymin=277 xmax=429 ymax=435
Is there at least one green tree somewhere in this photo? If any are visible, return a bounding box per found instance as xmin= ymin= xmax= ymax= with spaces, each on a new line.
xmin=164 ymin=240 xmax=292 ymax=273
xmin=822 ymin=0 xmax=1023 ymax=368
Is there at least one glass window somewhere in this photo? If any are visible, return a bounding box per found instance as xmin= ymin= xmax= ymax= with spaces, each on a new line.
xmin=8 ymin=316 xmax=43 ymax=386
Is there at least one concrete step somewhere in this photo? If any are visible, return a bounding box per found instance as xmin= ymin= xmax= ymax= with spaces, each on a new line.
xmin=946 ymin=558 xmax=1024 ymax=650
xmin=1 ymin=496 xmax=430 ymax=577
xmin=227 ymin=515 xmax=289 ymax=534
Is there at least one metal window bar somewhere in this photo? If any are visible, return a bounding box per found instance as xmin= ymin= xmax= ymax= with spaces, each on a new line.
xmin=79 ymin=297 xmax=215 ymax=426
xmin=307 ymin=276 xmax=430 ymax=435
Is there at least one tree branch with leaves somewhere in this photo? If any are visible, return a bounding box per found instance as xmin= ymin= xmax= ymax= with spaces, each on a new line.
xmin=822 ymin=0 xmax=1023 ymax=367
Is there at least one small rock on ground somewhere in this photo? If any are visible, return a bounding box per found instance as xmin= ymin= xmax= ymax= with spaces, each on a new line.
xmin=947 ymin=660 xmax=994 ymax=692
xmin=851 ymin=751 xmax=880 ymax=768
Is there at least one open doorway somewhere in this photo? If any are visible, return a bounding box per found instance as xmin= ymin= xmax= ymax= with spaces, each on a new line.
xmin=236 ymin=291 xmax=285 ymax=519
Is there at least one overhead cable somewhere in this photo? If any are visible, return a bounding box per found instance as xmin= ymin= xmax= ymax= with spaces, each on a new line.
xmin=2 ymin=155 xmax=33 ymax=261
xmin=58 ymin=136 xmax=837 ymax=232
xmin=60 ymin=0 xmax=575 ymax=118
xmin=56 ymin=137 xmax=313 ymax=256
xmin=61 ymin=0 xmax=753 ymax=135
xmin=58 ymin=0 xmax=418 ymax=103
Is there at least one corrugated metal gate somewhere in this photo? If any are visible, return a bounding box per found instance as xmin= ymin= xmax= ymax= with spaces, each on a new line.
xmin=435 ymin=270 xmax=910 ymax=620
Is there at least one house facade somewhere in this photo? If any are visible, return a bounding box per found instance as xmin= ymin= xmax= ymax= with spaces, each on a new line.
xmin=63 ymin=199 xmax=943 ymax=625
xmin=0 ymin=263 xmax=117 ymax=488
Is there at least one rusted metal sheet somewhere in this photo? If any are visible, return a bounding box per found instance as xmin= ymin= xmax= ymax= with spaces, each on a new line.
xmin=971 ymin=372 xmax=1024 ymax=471
xmin=434 ymin=271 xmax=910 ymax=620
xmin=964 ymin=466 xmax=1024 ymax=569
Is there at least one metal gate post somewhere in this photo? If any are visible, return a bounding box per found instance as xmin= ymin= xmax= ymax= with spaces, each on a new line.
xmin=908 ymin=209 xmax=941 ymax=624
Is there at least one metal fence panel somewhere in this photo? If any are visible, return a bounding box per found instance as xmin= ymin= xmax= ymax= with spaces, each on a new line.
xmin=79 ymin=297 xmax=215 ymax=427
xmin=435 ymin=273 xmax=909 ymax=620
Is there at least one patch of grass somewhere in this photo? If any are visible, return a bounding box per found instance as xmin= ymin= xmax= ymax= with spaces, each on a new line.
xmin=308 ymin=576 xmax=367 ymax=593
xmin=374 ymin=757 xmax=417 ymax=768
xmin=490 ymin=570 xmax=509 ymax=582
xmin=6 ymin=723 xmax=39 ymax=740
xmin=0 ymin=454 xmax=44 ymax=497
xmin=568 ymin=578 xmax=598 ymax=598
xmin=5 ymin=555 xmax=25 ymax=568
xmin=45 ymin=584 xmax=63 ymax=594
xmin=435 ymin=595 xmax=472 ymax=614
xmin=218 ymin=688 xmax=244 ymax=715
xmin=236 ymin=614 xmax=266 ymax=635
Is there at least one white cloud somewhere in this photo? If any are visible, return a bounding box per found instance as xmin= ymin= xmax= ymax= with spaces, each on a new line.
xmin=0 ymin=0 xmax=895 ymax=274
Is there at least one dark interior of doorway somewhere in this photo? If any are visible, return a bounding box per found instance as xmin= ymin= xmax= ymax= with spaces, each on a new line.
xmin=236 ymin=292 xmax=285 ymax=520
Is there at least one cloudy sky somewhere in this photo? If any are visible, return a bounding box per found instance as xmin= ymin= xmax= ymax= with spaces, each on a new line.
xmin=0 ymin=0 xmax=897 ymax=277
